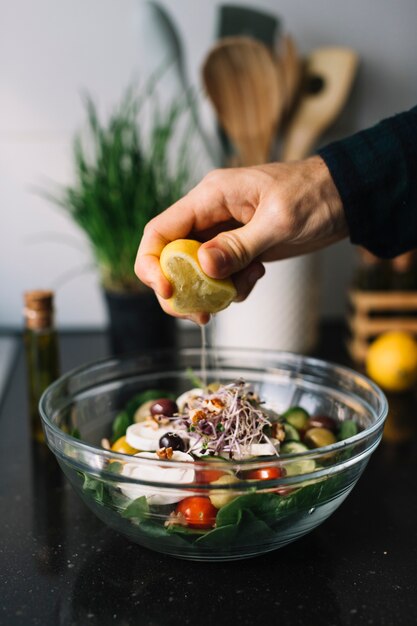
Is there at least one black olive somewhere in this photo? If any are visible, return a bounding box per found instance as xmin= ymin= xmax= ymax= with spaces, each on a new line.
xmin=307 ymin=415 xmax=338 ymax=432
xmin=150 ymin=398 xmax=178 ymax=417
xmin=158 ymin=432 xmax=185 ymax=452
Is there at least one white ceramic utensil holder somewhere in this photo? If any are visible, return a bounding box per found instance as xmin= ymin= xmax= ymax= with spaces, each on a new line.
xmin=213 ymin=254 xmax=319 ymax=353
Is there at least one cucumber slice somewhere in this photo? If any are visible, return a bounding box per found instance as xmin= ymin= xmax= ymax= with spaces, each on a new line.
xmin=283 ymin=423 xmax=301 ymax=442
xmin=281 ymin=441 xmax=308 ymax=455
xmin=281 ymin=440 xmax=316 ymax=476
xmin=285 ymin=458 xmax=316 ymax=477
xmin=282 ymin=406 xmax=309 ymax=431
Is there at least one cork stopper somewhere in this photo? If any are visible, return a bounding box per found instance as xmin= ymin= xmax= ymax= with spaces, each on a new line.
xmin=23 ymin=290 xmax=55 ymax=330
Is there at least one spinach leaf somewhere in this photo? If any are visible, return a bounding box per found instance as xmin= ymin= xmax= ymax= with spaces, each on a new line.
xmin=167 ymin=525 xmax=206 ymax=537
xmin=138 ymin=521 xmax=191 ymax=548
xmin=235 ymin=509 xmax=276 ymax=544
xmin=81 ymin=473 xmax=115 ymax=506
xmin=195 ymin=522 xmax=240 ymax=547
xmin=122 ymin=496 xmax=149 ymax=521
xmin=216 ymin=492 xmax=281 ymax=527
xmin=197 ymin=508 xmax=275 ymax=548
xmin=82 ymin=473 xmax=104 ymax=498
xmin=275 ymin=474 xmax=344 ymax=517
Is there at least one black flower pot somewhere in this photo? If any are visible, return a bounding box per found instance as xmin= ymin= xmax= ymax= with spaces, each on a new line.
xmin=103 ymin=289 xmax=177 ymax=356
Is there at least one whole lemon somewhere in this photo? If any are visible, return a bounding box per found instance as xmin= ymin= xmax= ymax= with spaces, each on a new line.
xmin=366 ymin=331 xmax=417 ymax=392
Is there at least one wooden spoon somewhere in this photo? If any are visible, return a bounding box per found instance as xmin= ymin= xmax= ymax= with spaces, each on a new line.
xmin=278 ymin=33 xmax=302 ymax=115
xmin=202 ymin=36 xmax=284 ymax=166
xmin=282 ymin=46 xmax=359 ymax=161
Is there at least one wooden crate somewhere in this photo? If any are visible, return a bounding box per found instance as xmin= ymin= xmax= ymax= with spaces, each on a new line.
xmin=347 ymin=289 xmax=417 ymax=362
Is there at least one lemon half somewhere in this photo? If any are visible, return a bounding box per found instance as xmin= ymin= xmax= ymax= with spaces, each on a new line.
xmin=160 ymin=239 xmax=237 ymax=314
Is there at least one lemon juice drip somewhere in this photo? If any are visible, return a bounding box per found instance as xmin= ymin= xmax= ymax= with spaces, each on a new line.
xmin=200 ymin=323 xmax=208 ymax=387
xmin=200 ymin=317 xmax=220 ymax=387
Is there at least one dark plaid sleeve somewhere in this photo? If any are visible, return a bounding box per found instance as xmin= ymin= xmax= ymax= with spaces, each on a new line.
xmin=317 ymin=105 xmax=417 ymax=259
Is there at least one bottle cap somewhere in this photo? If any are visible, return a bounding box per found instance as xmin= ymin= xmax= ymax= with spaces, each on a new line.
xmin=23 ymin=290 xmax=55 ymax=330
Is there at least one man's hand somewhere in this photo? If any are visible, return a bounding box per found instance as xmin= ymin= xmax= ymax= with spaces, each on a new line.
xmin=135 ymin=156 xmax=346 ymax=323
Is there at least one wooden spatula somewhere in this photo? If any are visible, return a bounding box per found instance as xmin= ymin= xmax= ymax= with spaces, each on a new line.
xmin=217 ymin=4 xmax=281 ymax=48
xmin=202 ymin=37 xmax=284 ymax=166
xmin=282 ymin=47 xmax=359 ymax=161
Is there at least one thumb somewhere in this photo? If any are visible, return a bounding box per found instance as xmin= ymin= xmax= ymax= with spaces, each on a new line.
xmin=198 ymin=220 xmax=272 ymax=279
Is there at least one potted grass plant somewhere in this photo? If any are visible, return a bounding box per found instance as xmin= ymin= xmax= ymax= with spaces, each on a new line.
xmin=49 ymin=87 xmax=191 ymax=355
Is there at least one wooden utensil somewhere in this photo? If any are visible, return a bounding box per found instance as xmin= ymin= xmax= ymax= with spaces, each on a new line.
xmin=217 ymin=4 xmax=281 ymax=48
xmin=202 ymin=37 xmax=284 ymax=166
xmin=216 ymin=5 xmax=282 ymax=162
xmin=282 ymin=47 xmax=359 ymax=161
xmin=278 ymin=33 xmax=302 ymax=115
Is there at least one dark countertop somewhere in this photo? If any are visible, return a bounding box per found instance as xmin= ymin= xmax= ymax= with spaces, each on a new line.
xmin=1 ymin=324 xmax=417 ymax=626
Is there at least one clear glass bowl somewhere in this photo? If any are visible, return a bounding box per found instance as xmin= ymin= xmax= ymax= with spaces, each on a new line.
xmin=39 ymin=348 xmax=387 ymax=561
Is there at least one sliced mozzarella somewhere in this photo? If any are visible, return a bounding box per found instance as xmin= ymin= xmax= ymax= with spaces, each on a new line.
xmin=218 ymin=440 xmax=279 ymax=460
xmin=125 ymin=422 xmax=171 ymax=451
xmin=176 ymin=388 xmax=203 ymax=412
xmin=119 ymin=450 xmax=195 ymax=504
xmin=248 ymin=441 xmax=279 ymax=457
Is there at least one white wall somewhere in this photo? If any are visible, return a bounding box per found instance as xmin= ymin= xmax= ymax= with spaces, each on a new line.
xmin=1 ymin=0 xmax=417 ymax=328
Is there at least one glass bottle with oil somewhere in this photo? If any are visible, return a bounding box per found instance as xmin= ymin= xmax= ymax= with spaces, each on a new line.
xmin=23 ymin=290 xmax=60 ymax=443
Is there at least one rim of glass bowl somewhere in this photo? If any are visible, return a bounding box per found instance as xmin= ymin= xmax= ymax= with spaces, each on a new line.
xmin=39 ymin=347 xmax=388 ymax=483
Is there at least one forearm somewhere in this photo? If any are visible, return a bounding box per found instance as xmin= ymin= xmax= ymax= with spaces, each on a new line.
xmin=318 ymin=106 xmax=417 ymax=258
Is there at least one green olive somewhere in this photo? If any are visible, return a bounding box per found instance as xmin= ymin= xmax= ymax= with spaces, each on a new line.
xmin=209 ymin=474 xmax=240 ymax=509
xmin=304 ymin=427 xmax=337 ymax=449
xmin=133 ymin=400 xmax=154 ymax=422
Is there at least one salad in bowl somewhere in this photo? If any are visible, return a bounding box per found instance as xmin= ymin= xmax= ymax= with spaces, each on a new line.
xmin=40 ymin=348 xmax=387 ymax=561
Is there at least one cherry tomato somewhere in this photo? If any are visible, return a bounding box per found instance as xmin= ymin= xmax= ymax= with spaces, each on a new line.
xmin=242 ymin=466 xmax=284 ymax=481
xmin=176 ymin=497 xmax=217 ymax=529
xmin=195 ymin=468 xmax=227 ymax=484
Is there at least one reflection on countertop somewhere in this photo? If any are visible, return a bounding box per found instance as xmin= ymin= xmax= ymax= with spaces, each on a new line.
xmin=0 ymin=334 xmax=18 ymax=403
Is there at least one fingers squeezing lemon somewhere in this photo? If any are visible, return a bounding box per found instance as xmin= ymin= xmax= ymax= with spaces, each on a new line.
xmin=160 ymin=239 xmax=237 ymax=315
